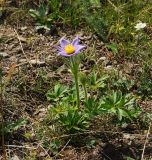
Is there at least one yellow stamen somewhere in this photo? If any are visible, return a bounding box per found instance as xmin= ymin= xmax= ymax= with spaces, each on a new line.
xmin=64 ymin=44 xmax=75 ymax=55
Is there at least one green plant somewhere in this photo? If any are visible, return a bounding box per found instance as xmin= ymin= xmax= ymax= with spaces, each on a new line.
xmin=86 ymin=139 xmax=96 ymax=149
xmin=46 ymin=83 xmax=85 ymax=107
xmin=84 ymin=98 xmax=103 ymax=118
xmin=106 ymin=42 xmax=118 ymax=55
xmin=137 ymin=63 xmax=152 ymax=100
xmin=31 ymin=69 xmax=51 ymax=94
xmin=46 ymin=83 xmax=68 ymax=102
xmin=29 ymin=4 xmax=52 ymax=30
xmin=49 ymin=139 xmax=61 ymax=154
xmin=50 ymin=104 xmax=89 ymax=133
xmin=57 ymin=36 xmax=85 ymax=109
xmin=29 ymin=0 xmax=82 ymax=30
xmin=82 ymin=0 xmax=108 ymax=40
xmin=87 ymin=72 xmax=108 ymax=90
xmin=109 ymin=72 xmax=135 ymax=93
xmin=82 ymin=0 xmax=151 ymax=58
xmin=63 ymin=86 xmax=84 ymax=104
xmin=1 ymin=119 xmax=27 ymax=133
xmin=101 ymin=91 xmax=141 ymax=122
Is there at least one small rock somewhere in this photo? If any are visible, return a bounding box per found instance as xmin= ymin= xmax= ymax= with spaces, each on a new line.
xmin=30 ymin=59 xmax=46 ymax=67
xmin=9 ymin=56 xmax=17 ymax=62
xmin=99 ymin=56 xmax=106 ymax=61
xmin=39 ymin=151 xmax=47 ymax=157
xmin=21 ymin=26 xmax=27 ymax=31
xmin=19 ymin=59 xmax=27 ymax=63
xmin=104 ymin=65 xmax=113 ymax=70
xmin=18 ymin=36 xmax=27 ymax=43
xmin=0 ymin=52 xmax=9 ymax=58
xmin=10 ymin=155 xmax=20 ymax=160
xmin=123 ymin=133 xmax=135 ymax=140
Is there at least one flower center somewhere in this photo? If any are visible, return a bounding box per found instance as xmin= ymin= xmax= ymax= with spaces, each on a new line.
xmin=64 ymin=44 xmax=75 ymax=54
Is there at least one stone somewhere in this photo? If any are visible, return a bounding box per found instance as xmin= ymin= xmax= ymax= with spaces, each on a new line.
xmin=30 ymin=59 xmax=46 ymax=67
xmin=0 ymin=52 xmax=9 ymax=58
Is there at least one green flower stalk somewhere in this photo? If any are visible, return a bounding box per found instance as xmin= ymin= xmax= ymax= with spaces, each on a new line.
xmin=57 ymin=36 xmax=85 ymax=108
xmin=79 ymin=72 xmax=88 ymax=102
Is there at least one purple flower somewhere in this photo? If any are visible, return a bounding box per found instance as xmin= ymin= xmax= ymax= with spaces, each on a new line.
xmin=58 ymin=36 xmax=85 ymax=57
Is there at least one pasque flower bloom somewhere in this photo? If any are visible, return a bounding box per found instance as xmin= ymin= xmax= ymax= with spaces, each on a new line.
xmin=58 ymin=36 xmax=85 ymax=57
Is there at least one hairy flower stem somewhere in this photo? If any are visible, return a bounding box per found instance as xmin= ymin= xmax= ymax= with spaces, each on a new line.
xmin=74 ymin=72 xmax=80 ymax=109
xmin=70 ymin=57 xmax=80 ymax=109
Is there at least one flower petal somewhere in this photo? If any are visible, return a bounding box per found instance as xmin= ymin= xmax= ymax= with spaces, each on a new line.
xmin=60 ymin=37 xmax=70 ymax=48
xmin=58 ymin=51 xmax=74 ymax=57
xmin=71 ymin=36 xmax=79 ymax=46
xmin=74 ymin=45 xmax=86 ymax=54
xmin=55 ymin=45 xmax=62 ymax=51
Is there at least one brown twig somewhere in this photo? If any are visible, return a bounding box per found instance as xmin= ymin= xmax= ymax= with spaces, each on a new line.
xmin=141 ymin=122 xmax=151 ymax=160
xmin=0 ymin=60 xmax=6 ymax=160
xmin=13 ymin=29 xmax=32 ymax=67
xmin=53 ymin=138 xmax=71 ymax=159
xmin=36 ymin=143 xmax=52 ymax=159
xmin=3 ymin=145 xmax=36 ymax=149
xmin=51 ymin=130 xmax=152 ymax=140
xmin=107 ymin=0 xmax=118 ymax=11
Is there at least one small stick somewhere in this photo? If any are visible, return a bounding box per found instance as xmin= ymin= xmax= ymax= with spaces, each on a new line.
xmin=36 ymin=143 xmax=52 ymax=159
xmin=141 ymin=122 xmax=151 ymax=160
xmin=13 ymin=29 xmax=32 ymax=67
xmin=51 ymin=130 xmax=152 ymax=140
xmin=0 ymin=59 xmax=6 ymax=160
xmin=4 ymin=145 xmax=36 ymax=149
xmin=53 ymin=138 xmax=71 ymax=158
xmin=107 ymin=0 xmax=118 ymax=11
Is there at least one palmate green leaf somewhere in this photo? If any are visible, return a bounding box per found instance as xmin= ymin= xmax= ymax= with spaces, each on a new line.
xmin=29 ymin=5 xmax=47 ymax=18
xmin=53 ymin=105 xmax=89 ymax=132
xmin=35 ymin=25 xmax=50 ymax=30
xmin=125 ymin=97 xmax=135 ymax=108
xmin=38 ymin=5 xmax=47 ymax=17
xmin=90 ymin=0 xmax=100 ymax=7
xmin=106 ymin=43 xmax=118 ymax=55
xmin=109 ymin=107 xmax=117 ymax=114
xmin=101 ymin=91 xmax=141 ymax=122
xmin=88 ymin=72 xmax=108 ymax=90
xmin=29 ymin=9 xmax=40 ymax=18
xmin=117 ymin=108 xmax=131 ymax=121
xmin=46 ymin=83 xmax=68 ymax=101
xmin=2 ymin=119 xmax=27 ymax=133
xmin=85 ymin=98 xmax=104 ymax=117
xmin=116 ymin=95 xmax=125 ymax=108
xmin=54 ymin=83 xmax=67 ymax=96
xmin=113 ymin=91 xmax=118 ymax=104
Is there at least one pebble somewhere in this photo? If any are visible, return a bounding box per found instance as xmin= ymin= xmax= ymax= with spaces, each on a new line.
xmin=0 ymin=52 xmax=9 ymax=58
xmin=104 ymin=65 xmax=113 ymax=70
xmin=18 ymin=36 xmax=27 ymax=43
xmin=30 ymin=59 xmax=46 ymax=66
xmin=99 ymin=56 xmax=106 ymax=61
xmin=21 ymin=26 xmax=27 ymax=31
